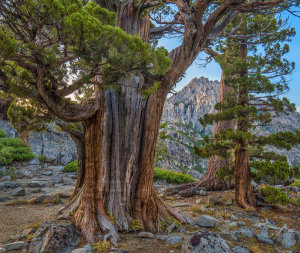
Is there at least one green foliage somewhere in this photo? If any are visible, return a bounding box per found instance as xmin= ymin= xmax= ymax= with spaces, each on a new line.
xmin=130 ymin=219 xmax=143 ymax=232
xmin=0 ymin=0 xmax=171 ymax=134
xmin=63 ymin=160 xmax=78 ymax=173
xmin=0 ymin=129 xmax=34 ymax=165
xmin=195 ymin=14 xmax=299 ymax=191
xmin=0 ymin=129 xmax=6 ymax=138
xmin=92 ymin=241 xmax=110 ymax=253
xmin=154 ymin=168 xmax=195 ymax=184
xmin=261 ymin=185 xmax=300 ymax=206
xmin=216 ymin=167 xmax=234 ymax=182
xmin=290 ymin=180 xmax=300 ymax=187
xmin=251 ymin=160 xmax=299 ymax=184
xmin=261 ymin=185 xmax=289 ymax=205
xmin=39 ymin=155 xmax=46 ymax=164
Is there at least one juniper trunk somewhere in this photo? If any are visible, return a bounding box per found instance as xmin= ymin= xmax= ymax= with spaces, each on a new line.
xmin=234 ymin=39 xmax=256 ymax=209
xmin=173 ymin=72 xmax=233 ymax=197
xmin=62 ymin=3 xmax=187 ymax=243
xmin=196 ymin=72 xmax=234 ymax=190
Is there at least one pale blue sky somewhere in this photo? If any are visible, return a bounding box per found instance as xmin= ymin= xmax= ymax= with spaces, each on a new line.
xmin=158 ymin=14 xmax=300 ymax=112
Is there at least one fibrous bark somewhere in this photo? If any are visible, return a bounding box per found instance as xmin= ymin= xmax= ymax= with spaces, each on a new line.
xmin=171 ymin=72 xmax=234 ymax=197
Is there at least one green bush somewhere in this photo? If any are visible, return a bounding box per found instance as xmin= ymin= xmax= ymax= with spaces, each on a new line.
xmin=154 ymin=168 xmax=195 ymax=184
xmin=63 ymin=160 xmax=78 ymax=173
xmin=290 ymin=179 xmax=300 ymax=187
xmin=0 ymin=129 xmax=34 ymax=165
xmin=0 ymin=129 xmax=6 ymax=138
xmin=39 ymin=155 xmax=46 ymax=164
xmin=262 ymin=185 xmax=289 ymax=205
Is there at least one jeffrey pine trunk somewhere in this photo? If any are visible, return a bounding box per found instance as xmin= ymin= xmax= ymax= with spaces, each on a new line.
xmin=173 ymin=72 xmax=234 ymax=197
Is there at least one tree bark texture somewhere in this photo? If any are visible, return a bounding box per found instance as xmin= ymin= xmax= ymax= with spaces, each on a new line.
xmin=234 ymin=39 xmax=256 ymax=209
xmin=172 ymin=72 xmax=234 ymax=197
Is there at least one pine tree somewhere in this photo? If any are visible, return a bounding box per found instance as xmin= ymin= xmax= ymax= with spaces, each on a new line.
xmin=194 ymin=14 xmax=299 ymax=208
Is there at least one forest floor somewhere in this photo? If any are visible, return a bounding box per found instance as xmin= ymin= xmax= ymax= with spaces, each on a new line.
xmin=1 ymin=188 xmax=299 ymax=253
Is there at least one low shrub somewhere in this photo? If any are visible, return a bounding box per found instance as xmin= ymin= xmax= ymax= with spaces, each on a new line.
xmin=290 ymin=179 xmax=300 ymax=187
xmin=0 ymin=129 xmax=34 ymax=165
xmin=261 ymin=185 xmax=289 ymax=205
xmin=63 ymin=160 xmax=78 ymax=173
xmin=262 ymin=185 xmax=300 ymax=206
xmin=39 ymin=155 xmax=46 ymax=164
xmin=154 ymin=168 xmax=195 ymax=184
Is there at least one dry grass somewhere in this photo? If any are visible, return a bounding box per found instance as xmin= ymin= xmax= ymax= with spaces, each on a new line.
xmin=250 ymin=245 xmax=263 ymax=253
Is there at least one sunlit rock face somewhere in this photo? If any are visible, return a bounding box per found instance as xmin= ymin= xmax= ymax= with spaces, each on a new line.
xmin=0 ymin=115 xmax=77 ymax=165
xmin=160 ymin=77 xmax=300 ymax=172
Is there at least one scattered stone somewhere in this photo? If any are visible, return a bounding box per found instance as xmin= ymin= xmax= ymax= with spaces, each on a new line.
xmin=255 ymin=228 xmax=273 ymax=245
xmin=195 ymin=199 xmax=202 ymax=204
xmin=0 ymin=175 xmax=11 ymax=182
xmin=2 ymin=241 xmax=25 ymax=251
xmin=208 ymin=196 xmax=223 ymax=206
xmin=71 ymin=245 xmax=93 ymax=253
xmin=137 ymin=232 xmax=155 ymax=239
xmin=10 ymin=187 xmax=26 ymax=197
xmin=156 ymin=235 xmax=169 ymax=241
xmin=199 ymin=190 xmax=207 ymax=196
xmin=0 ymin=197 xmax=9 ymax=202
xmin=182 ymin=231 xmax=231 ymax=253
xmin=195 ymin=215 xmax=218 ymax=228
xmin=234 ymin=228 xmax=254 ymax=238
xmin=251 ymin=181 xmax=261 ymax=193
xmin=295 ymin=231 xmax=300 ymax=243
xmin=0 ymin=181 xmax=19 ymax=190
xmin=164 ymin=187 xmax=179 ymax=195
xmin=27 ymin=181 xmax=45 ymax=188
xmin=274 ymin=226 xmax=296 ymax=248
xmin=165 ymin=235 xmax=183 ymax=245
xmin=237 ymin=221 xmax=246 ymax=226
xmin=228 ymin=222 xmax=238 ymax=227
xmin=232 ymin=246 xmax=250 ymax=253
xmin=230 ymin=214 xmax=238 ymax=220
xmin=173 ymin=203 xmax=189 ymax=207
xmin=30 ymin=188 xmax=43 ymax=193
xmin=28 ymin=220 xmax=79 ymax=253
xmin=225 ymin=199 xmax=233 ymax=206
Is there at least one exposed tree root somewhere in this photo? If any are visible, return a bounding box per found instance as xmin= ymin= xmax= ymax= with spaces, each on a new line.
xmin=58 ymin=188 xmax=83 ymax=217
xmin=170 ymin=175 xmax=233 ymax=198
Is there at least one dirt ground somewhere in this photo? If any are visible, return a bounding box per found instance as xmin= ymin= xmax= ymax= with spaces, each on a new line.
xmin=0 ymin=204 xmax=62 ymax=243
xmin=0 ymin=190 xmax=299 ymax=253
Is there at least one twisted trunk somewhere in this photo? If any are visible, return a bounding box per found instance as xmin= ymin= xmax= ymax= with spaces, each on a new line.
xmin=173 ymin=72 xmax=234 ymax=197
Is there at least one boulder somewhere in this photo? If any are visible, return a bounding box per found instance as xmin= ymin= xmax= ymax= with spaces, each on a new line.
xmin=208 ymin=196 xmax=223 ymax=206
xmin=27 ymin=181 xmax=45 ymax=188
xmin=0 ymin=175 xmax=11 ymax=182
xmin=2 ymin=241 xmax=25 ymax=251
xmin=274 ymin=226 xmax=296 ymax=248
xmin=255 ymin=228 xmax=273 ymax=245
xmin=182 ymin=231 xmax=231 ymax=253
xmin=28 ymin=220 xmax=79 ymax=253
xmin=10 ymin=187 xmax=26 ymax=197
xmin=195 ymin=215 xmax=218 ymax=228
xmin=232 ymin=246 xmax=250 ymax=253
xmin=234 ymin=228 xmax=254 ymax=239
xmin=165 ymin=235 xmax=183 ymax=245
xmin=0 ymin=181 xmax=19 ymax=190
xmin=137 ymin=232 xmax=155 ymax=239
